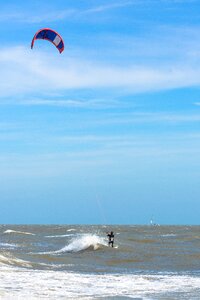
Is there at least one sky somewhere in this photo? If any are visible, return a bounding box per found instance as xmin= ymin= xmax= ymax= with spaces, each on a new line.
xmin=0 ymin=0 xmax=200 ymax=224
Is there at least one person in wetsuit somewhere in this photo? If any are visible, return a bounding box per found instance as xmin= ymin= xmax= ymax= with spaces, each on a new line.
xmin=107 ymin=231 xmax=114 ymax=247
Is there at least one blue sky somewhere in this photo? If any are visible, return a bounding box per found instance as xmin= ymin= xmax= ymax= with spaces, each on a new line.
xmin=0 ymin=0 xmax=200 ymax=224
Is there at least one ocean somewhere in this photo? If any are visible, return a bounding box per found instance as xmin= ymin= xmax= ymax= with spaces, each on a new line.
xmin=0 ymin=225 xmax=200 ymax=299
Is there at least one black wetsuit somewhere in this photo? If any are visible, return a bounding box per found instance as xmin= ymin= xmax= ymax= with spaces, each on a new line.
xmin=107 ymin=232 xmax=114 ymax=247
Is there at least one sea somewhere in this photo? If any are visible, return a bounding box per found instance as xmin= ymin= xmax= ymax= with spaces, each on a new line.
xmin=0 ymin=225 xmax=200 ymax=299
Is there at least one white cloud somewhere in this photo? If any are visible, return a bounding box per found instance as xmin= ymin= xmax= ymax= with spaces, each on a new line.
xmin=81 ymin=1 xmax=134 ymax=14
xmin=103 ymin=112 xmax=200 ymax=124
xmin=17 ymin=97 xmax=121 ymax=109
xmin=0 ymin=10 xmax=73 ymax=23
xmin=0 ymin=1 xmax=134 ymax=24
xmin=0 ymin=0 xmax=195 ymax=24
xmin=0 ymin=46 xmax=200 ymax=99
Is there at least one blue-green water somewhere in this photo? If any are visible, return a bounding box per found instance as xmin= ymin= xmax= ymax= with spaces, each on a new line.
xmin=0 ymin=225 xmax=200 ymax=299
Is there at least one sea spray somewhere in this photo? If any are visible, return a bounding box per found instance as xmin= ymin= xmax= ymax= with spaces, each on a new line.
xmin=45 ymin=234 xmax=108 ymax=254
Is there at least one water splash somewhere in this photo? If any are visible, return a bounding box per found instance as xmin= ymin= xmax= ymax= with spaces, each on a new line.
xmin=41 ymin=234 xmax=108 ymax=255
xmin=56 ymin=234 xmax=108 ymax=253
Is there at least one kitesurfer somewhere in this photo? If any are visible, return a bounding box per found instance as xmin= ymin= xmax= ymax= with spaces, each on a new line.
xmin=107 ymin=231 xmax=114 ymax=247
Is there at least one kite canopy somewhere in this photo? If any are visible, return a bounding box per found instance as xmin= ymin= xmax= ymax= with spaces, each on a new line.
xmin=31 ymin=28 xmax=64 ymax=53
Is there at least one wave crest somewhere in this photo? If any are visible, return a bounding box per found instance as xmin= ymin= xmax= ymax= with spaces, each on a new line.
xmin=52 ymin=234 xmax=108 ymax=254
xmin=4 ymin=229 xmax=35 ymax=236
xmin=0 ymin=253 xmax=32 ymax=268
xmin=45 ymin=234 xmax=74 ymax=238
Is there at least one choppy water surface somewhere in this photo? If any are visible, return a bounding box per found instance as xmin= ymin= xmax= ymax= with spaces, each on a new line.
xmin=1 ymin=225 xmax=200 ymax=299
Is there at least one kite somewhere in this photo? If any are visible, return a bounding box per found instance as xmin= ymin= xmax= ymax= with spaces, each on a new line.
xmin=31 ymin=28 xmax=64 ymax=53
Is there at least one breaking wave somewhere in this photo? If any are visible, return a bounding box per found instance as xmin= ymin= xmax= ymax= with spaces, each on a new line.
xmin=45 ymin=234 xmax=74 ymax=238
xmin=0 ymin=253 xmax=32 ymax=268
xmin=0 ymin=269 xmax=200 ymax=299
xmin=55 ymin=234 xmax=107 ymax=253
xmin=41 ymin=234 xmax=108 ymax=255
xmin=161 ymin=234 xmax=177 ymax=237
xmin=4 ymin=229 xmax=35 ymax=236
xmin=0 ymin=243 xmax=18 ymax=249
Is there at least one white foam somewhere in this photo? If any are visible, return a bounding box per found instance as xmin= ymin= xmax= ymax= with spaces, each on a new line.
xmin=41 ymin=234 xmax=108 ymax=255
xmin=0 ymin=268 xmax=200 ymax=299
xmin=0 ymin=254 xmax=32 ymax=268
xmin=0 ymin=243 xmax=18 ymax=249
xmin=55 ymin=234 xmax=108 ymax=253
xmin=45 ymin=234 xmax=74 ymax=238
xmin=4 ymin=229 xmax=35 ymax=236
xmin=161 ymin=234 xmax=177 ymax=237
